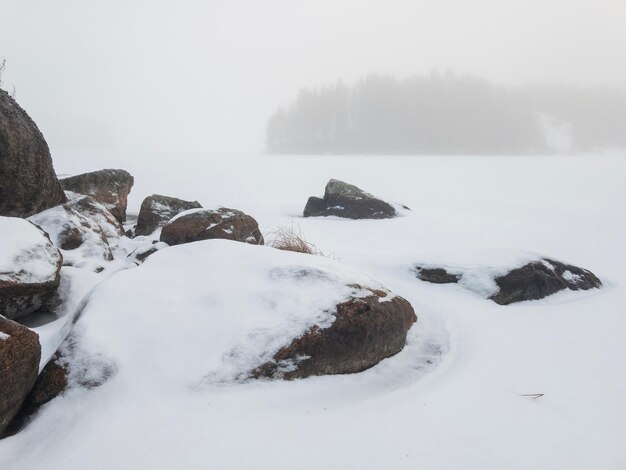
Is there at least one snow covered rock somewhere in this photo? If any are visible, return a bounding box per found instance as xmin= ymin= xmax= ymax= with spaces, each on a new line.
xmin=59 ymin=169 xmax=134 ymax=223
xmin=253 ymin=288 xmax=416 ymax=380
xmin=28 ymin=205 xmax=113 ymax=272
xmin=135 ymin=194 xmax=202 ymax=236
xmin=64 ymin=193 xmax=126 ymax=239
xmin=303 ymin=179 xmax=407 ymax=219
xmin=62 ymin=240 xmax=415 ymax=390
xmin=0 ymin=217 xmax=62 ymax=320
xmin=0 ymin=89 xmax=66 ymax=217
xmin=413 ymin=256 xmax=602 ymax=304
xmin=160 ymin=208 xmax=264 ymax=246
xmin=0 ymin=316 xmax=41 ymax=437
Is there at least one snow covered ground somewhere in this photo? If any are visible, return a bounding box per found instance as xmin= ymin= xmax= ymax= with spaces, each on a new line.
xmin=2 ymin=152 xmax=625 ymax=469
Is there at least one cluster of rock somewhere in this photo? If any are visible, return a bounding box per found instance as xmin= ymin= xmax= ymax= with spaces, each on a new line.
xmin=0 ymin=89 xmax=604 ymax=440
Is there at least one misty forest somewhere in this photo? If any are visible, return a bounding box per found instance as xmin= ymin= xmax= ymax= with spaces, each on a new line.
xmin=267 ymin=72 xmax=626 ymax=154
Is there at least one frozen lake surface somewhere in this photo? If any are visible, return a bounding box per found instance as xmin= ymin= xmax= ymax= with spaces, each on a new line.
xmin=2 ymin=153 xmax=625 ymax=469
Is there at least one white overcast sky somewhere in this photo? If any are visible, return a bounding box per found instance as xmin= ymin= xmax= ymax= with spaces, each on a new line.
xmin=1 ymin=0 xmax=625 ymax=157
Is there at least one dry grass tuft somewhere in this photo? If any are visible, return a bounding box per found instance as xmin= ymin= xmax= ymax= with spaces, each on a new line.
xmin=267 ymin=223 xmax=324 ymax=256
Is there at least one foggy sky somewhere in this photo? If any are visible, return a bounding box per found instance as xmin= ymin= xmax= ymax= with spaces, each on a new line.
xmin=1 ymin=0 xmax=625 ymax=158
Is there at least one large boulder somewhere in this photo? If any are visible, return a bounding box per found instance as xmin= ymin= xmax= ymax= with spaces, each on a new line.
xmin=28 ymin=204 xmax=113 ymax=271
xmin=135 ymin=194 xmax=202 ymax=236
xmin=303 ymin=179 xmax=405 ymax=219
xmin=0 ymin=89 xmax=66 ymax=217
xmin=253 ymin=289 xmax=416 ymax=379
xmin=59 ymin=169 xmax=134 ymax=223
xmin=160 ymin=207 xmax=264 ymax=246
xmin=64 ymin=192 xmax=125 ymax=239
xmin=0 ymin=316 xmax=41 ymax=437
xmin=0 ymin=217 xmax=63 ymax=320
xmin=491 ymin=258 xmax=602 ymax=305
xmin=413 ymin=256 xmax=602 ymax=304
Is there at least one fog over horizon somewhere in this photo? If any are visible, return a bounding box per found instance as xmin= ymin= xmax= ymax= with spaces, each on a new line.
xmin=1 ymin=0 xmax=625 ymax=160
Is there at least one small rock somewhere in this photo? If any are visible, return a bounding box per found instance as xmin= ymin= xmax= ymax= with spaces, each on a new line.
xmin=413 ymin=267 xmax=461 ymax=284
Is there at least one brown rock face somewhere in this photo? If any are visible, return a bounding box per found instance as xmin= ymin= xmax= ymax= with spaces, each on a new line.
xmin=135 ymin=194 xmax=202 ymax=236
xmin=491 ymin=258 xmax=602 ymax=305
xmin=253 ymin=290 xmax=417 ymax=380
xmin=60 ymin=169 xmax=134 ymax=223
xmin=0 ymin=89 xmax=67 ymax=217
xmin=160 ymin=208 xmax=264 ymax=246
xmin=0 ymin=317 xmax=41 ymax=437
xmin=3 ymin=355 xmax=67 ymax=437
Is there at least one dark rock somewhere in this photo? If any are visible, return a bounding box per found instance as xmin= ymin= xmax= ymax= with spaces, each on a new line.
xmin=65 ymin=193 xmax=125 ymax=239
xmin=0 ymin=316 xmax=41 ymax=437
xmin=28 ymin=204 xmax=114 ymax=269
xmin=253 ymin=289 xmax=416 ymax=380
xmin=135 ymin=194 xmax=202 ymax=236
xmin=491 ymin=258 xmax=602 ymax=305
xmin=60 ymin=169 xmax=134 ymax=223
xmin=160 ymin=208 xmax=264 ymax=246
xmin=414 ymin=267 xmax=461 ymax=284
xmin=303 ymin=179 xmax=400 ymax=219
xmin=127 ymin=242 xmax=168 ymax=265
xmin=0 ymin=218 xmax=63 ymax=321
xmin=0 ymin=89 xmax=67 ymax=217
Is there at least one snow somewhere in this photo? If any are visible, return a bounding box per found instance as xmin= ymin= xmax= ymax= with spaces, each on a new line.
xmin=0 ymin=332 xmax=9 ymax=341
xmin=1 ymin=153 xmax=625 ymax=469
xmin=0 ymin=217 xmax=60 ymax=284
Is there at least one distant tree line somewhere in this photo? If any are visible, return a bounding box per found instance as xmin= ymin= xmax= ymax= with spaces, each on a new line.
xmin=266 ymin=72 xmax=626 ymax=154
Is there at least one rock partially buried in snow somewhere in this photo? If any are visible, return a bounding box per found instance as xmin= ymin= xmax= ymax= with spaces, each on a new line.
xmin=303 ymin=179 xmax=407 ymax=219
xmin=135 ymin=194 xmax=202 ymax=236
xmin=253 ymin=288 xmax=416 ymax=380
xmin=59 ymin=169 xmax=134 ymax=223
xmin=28 ymin=205 xmax=113 ymax=272
xmin=160 ymin=208 xmax=264 ymax=246
xmin=0 ymin=89 xmax=67 ymax=217
xmin=0 ymin=217 xmax=63 ymax=320
xmin=413 ymin=256 xmax=601 ymax=304
xmin=0 ymin=316 xmax=41 ymax=437
xmin=64 ymin=192 xmax=126 ymax=239
xmin=490 ymin=258 xmax=602 ymax=305
xmin=61 ymin=240 xmax=415 ymax=391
